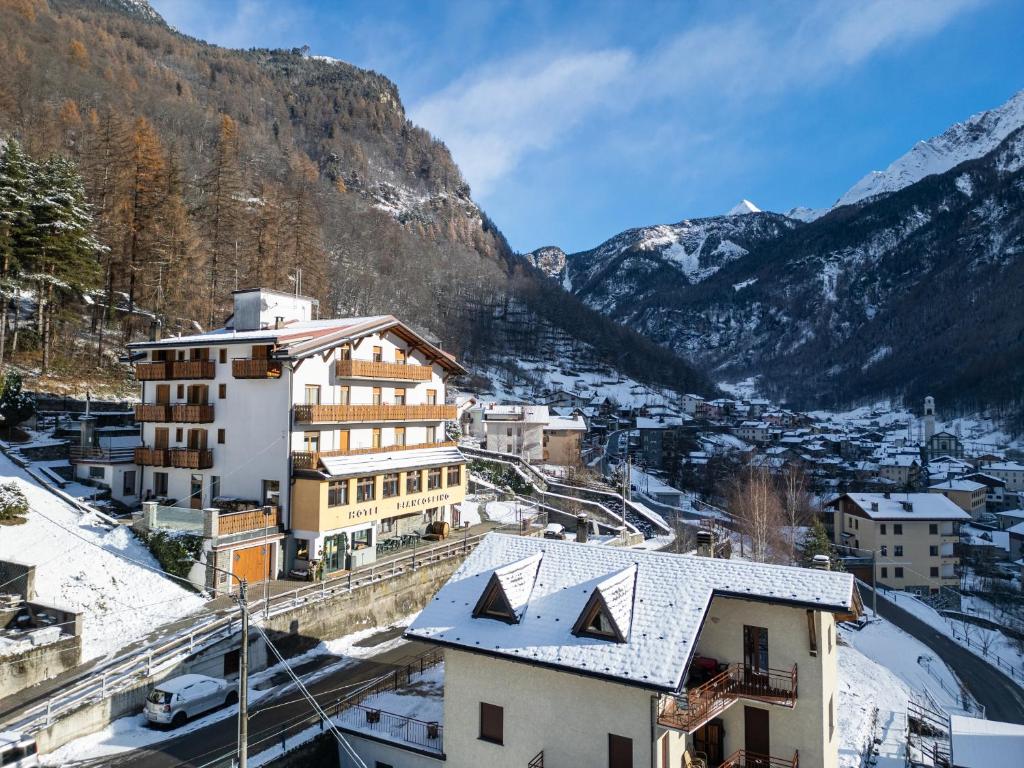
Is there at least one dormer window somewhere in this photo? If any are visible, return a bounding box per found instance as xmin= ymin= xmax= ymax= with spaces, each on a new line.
xmin=571 ymin=565 xmax=637 ymax=644
xmin=473 ymin=575 xmax=518 ymax=623
xmin=471 ymin=552 xmax=543 ymax=625
xmin=575 ymin=598 xmax=623 ymax=641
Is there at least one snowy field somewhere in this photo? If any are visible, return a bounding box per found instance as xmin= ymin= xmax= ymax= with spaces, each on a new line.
xmin=837 ymin=638 xmax=911 ymax=767
xmin=0 ymin=452 xmax=205 ymax=660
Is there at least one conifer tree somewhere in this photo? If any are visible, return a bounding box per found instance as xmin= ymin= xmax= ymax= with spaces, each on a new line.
xmin=0 ymin=138 xmax=34 ymax=365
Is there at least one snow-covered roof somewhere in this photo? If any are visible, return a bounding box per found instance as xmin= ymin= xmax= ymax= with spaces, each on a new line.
xmin=545 ymin=416 xmax=587 ymax=432
xmin=879 ymin=455 xmax=919 ymax=467
xmin=950 ymin=714 xmax=1024 ymax=767
xmin=635 ymin=416 xmax=682 ymax=430
xmin=835 ymin=493 xmax=970 ymax=521
xmin=929 ymin=479 xmax=986 ymax=493
xmin=319 ymin=445 xmax=464 ymax=478
xmin=984 ymin=462 xmax=1024 ymax=472
xmin=406 ymin=534 xmax=856 ymax=692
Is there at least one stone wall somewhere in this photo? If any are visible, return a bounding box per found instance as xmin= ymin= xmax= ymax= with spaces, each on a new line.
xmin=0 ymin=560 xmax=35 ymax=600
xmin=0 ymin=636 xmax=81 ymax=700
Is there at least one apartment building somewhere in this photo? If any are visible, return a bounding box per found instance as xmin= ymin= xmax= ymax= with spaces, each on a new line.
xmin=830 ymin=493 xmax=969 ymax=594
xmin=480 ymin=405 xmax=549 ymax=462
xmin=127 ymin=288 xmax=466 ymax=582
xmin=542 ymin=415 xmax=587 ymax=465
xmin=928 ymin=479 xmax=987 ymax=519
xmin=877 ymin=454 xmax=921 ymax=487
xmin=979 ymin=461 xmax=1024 ymax=492
xmin=405 ymin=534 xmax=858 ymax=768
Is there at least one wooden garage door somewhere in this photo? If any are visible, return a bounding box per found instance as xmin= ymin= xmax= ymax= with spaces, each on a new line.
xmin=233 ymin=544 xmax=270 ymax=584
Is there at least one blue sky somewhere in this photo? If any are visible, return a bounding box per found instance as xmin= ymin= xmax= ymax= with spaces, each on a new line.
xmin=154 ymin=0 xmax=1024 ymax=253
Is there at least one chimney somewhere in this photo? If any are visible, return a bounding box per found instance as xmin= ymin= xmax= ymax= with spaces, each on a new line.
xmin=575 ymin=513 xmax=589 ymax=543
xmin=79 ymin=414 xmax=96 ymax=451
xmin=274 ymin=316 xmax=285 ymax=330
xmin=883 ymin=492 xmax=891 ymax=499
xmin=148 ymin=319 xmax=162 ymax=341
xmin=901 ymin=501 xmax=913 ymax=512
xmin=871 ymin=501 xmax=878 ymax=511
xmin=811 ymin=554 xmax=831 ymax=571
xmin=696 ymin=529 xmax=715 ymax=557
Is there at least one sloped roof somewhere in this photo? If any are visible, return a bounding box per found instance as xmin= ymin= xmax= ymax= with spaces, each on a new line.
xmin=406 ymin=534 xmax=855 ymax=692
xmin=834 ymin=493 xmax=970 ymax=521
xmin=319 ymin=445 xmax=464 ymax=478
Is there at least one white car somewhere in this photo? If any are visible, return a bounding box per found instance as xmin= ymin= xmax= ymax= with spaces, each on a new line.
xmin=144 ymin=674 xmax=237 ymax=728
xmin=0 ymin=732 xmax=38 ymax=768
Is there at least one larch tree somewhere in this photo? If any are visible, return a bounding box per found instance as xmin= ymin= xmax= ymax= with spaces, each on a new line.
xmin=728 ymin=464 xmax=786 ymax=564
xmin=201 ymin=114 xmax=245 ymax=327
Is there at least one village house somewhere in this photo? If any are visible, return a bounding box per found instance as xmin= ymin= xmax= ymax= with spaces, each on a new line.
xmin=477 ymin=404 xmax=549 ymax=462
xmin=877 ymin=454 xmax=921 ymax=487
xmin=681 ymin=393 xmax=705 ymax=416
xmin=829 ymin=493 xmax=969 ymax=594
xmin=127 ymin=288 xmax=466 ymax=584
xmin=404 ymin=534 xmax=858 ymax=768
xmin=928 ymin=478 xmax=987 ymax=519
xmin=541 ymin=414 xmax=588 ymax=466
xmin=963 ymin=472 xmax=1013 ymax=512
xmin=979 ymin=460 xmax=1024 ymax=492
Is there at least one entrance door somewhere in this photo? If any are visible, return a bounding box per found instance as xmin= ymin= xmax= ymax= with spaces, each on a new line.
xmin=155 ymin=384 xmax=170 ymax=404
xmin=187 ymin=429 xmax=208 ymax=450
xmin=321 ymin=532 xmax=348 ymax=574
xmin=189 ymin=473 xmax=203 ymax=509
xmin=743 ymin=625 xmax=770 ymax=690
xmin=233 ymin=544 xmax=270 ymax=584
xmin=693 ymin=719 xmax=725 ymax=765
xmin=154 ymin=427 xmax=170 ymax=449
xmin=743 ymin=706 xmax=769 ymax=765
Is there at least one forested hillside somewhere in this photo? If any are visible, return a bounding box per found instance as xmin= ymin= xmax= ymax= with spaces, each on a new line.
xmin=0 ymin=0 xmax=714 ymax=397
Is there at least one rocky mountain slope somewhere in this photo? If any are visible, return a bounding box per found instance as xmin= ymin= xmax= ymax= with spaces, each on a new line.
xmin=537 ymin=90 xmax=1024 ymax=422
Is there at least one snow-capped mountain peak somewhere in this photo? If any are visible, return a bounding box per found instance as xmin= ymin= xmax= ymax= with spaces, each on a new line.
xmin=834 ymin=88 xmax=1024 ymax=209
xmin=726 ymin=199 xmax=761 ymax=216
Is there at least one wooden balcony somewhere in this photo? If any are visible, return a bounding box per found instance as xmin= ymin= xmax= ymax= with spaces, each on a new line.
xmin=719 ymin=750 xmax=799 ymax=768
xmin=293 ymin=403 xmax=456 ymax=424
xmin=232 ymin=358 xmax=282 ymax=379
xmin=134 ymin=404 xmax=214 ymax=423
xmin=335 ymin=359 xmax=433 ymax=381
xmin=170 ymin=448 xmax=214 ymax=469
xmin=136 ymin=360 xmax=216 ymax=380
xmin=218 ymin=506 xmax=279 ymax=536
xmin=134 ymin=447 xmax=172 ymax=467
xmin=292 ymin=440 xmax=459 ymax=470
xmin=658 ymin=664 xmax=797 ymax=733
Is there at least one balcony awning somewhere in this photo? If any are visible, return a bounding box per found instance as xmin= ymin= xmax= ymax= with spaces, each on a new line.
xmin=320 ymin=446 xmax=465 ymax=479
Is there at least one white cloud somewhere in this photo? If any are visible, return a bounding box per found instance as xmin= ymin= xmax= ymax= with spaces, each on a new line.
xmin=153 ymin=0 xmax=309 ymax=49
xmin=410 ymin=0 xmax=985 ymax=197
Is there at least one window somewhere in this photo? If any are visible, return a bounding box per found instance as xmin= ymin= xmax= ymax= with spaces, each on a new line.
xmin=123 ymin=470 xmax=136 ymax=496
xmin=303 ymin=432 xmax=320 ymax=452
xmin=394 ymin=426 xmax=406 ymax=446
xmin=357 ymin=476 xmax=375 ymax=502
xmin=930 ymin=567 xmax=939 ymax=578
xmin=304 ymin=385 xmax=321 ymax=405
xmin=339 ymin=344 xmax=351 ymax=361
xmin=426 ymin=425 xmax=437 ymax=443
xmin=89 ymin=466 xmax=105 ymax=480
xmin=328 ymin=480 xmax=348 ymax=507
xmin=394 ymin=388 xmax=406 ymax=405
xmin=210 ymin=475 xmax=220 ymax=500
xmin=352 ymin=528 xmax=372 ymax=550
xmin=881 ymin=567 xmax=888 ymax=578
xmin=880 ymin=545 xmax=887 ymax=556
xmin=828 ymin=624 xmax=833 ymax=652
xmin=175 ymin=427 xmax=184 ymax=442
xmin=427 ymin=467 xmax=442 ymax=490
xmin=372 ymin=387 xmax=382 ymax=406
xmin=177 ymin=384 xmax=184 ymax=399
xmin=829 ymin=694 xmax=835 ymax=740
xmin=379 ymin=517 xmax=394 ymax=534
xmin=479 ymin=702 xmax=503 ymax=745
xmin=407 ymin=471 xmax=422 ymax=495
xmin=339 ymin=386 xmax=350 ymax=405
xmin=426 ymin=389 xmax=437 ymax=406
xmin=447 ymin=465 xmax=461 ymax=487
xmin=608 ymin=734 xmax=633 ymax=768
xmin=217 ymin=428 xmax=226 ymax=445
xmin=894 ymin=545 xmax=904 ymax=557
xmin=806 ymin=610 xmax=818 ymax=656
xmin=154 ymin=472 xmax=168 ymax=496
xmin=895 ymin=567 xmax=904 ymax=578
xmin=382 ymin=473 xmax=400 ymax=498
xmin=372 ymin=428 xmax=382 ymax=449
xmin=372 ymin=346 xmax=383 ymax=363
xmin=929 ymin=523 xmax=938 ymax=535
xmin=894 ymin=524 xmax=903 ymax=535
xmin=218 ymin=383 xmax=227 ymax=399
xmin=219 ymin=348 xmax=227 ymax=364
xmin=880 ymin=524 xmax=887 ymax=535
xmin=262 ymin=480 xmax=280 ymax=507
xmin=929 ymin=545 xmax=939 ymax=556
xmin=395 ymin=348 xmax=406 ymax=365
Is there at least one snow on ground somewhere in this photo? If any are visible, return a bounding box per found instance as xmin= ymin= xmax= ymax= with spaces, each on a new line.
xmin=42 ymin=615 xmax=421 ymax=765
xmin=0 ymin=452 xmax=205 ymax=660
xmin=837 ymin=637 xmax=910 ymax=767
xmin=842 ymin=617 xmax=978 ymax=715
xmin=336 ymin=661 xmax=444 ymax=734
xmin=479 ymin=499 xmax=538 ymax=525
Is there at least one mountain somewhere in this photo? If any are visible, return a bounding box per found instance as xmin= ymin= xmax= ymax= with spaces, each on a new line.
xmin=543 ymin=93 xmax=1024 ymax=424
xmin=0 ymin=0 xmax=715 ymax=399
xmin=834 ymin=88 xmax=1024 ymax=208
xmin=725 ymin=199 xmax=761 ymax=216
xmin=523 ymin=246 xmax=567 ymax=281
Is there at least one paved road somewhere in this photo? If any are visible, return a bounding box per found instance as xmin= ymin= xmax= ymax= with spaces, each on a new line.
xmin=73 ymin=634 xmax=432 ymax=768
xmin=862 ymin=584 xmax=1024 ymax=724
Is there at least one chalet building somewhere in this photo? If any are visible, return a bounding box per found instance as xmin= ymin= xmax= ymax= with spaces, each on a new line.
xmin=829 ymin=493 xmax=969 ymax=594
xmin=405 ymin=534 xmax=858 ymax=768
xmin=928 ymin=479 xmax=987 ymax=519
xmin=127 ymin=288 xmax=466 ymax=582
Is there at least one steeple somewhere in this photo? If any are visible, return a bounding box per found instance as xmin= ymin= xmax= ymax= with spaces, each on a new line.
xmin=923 ymin=396 xmax=936 ymax=442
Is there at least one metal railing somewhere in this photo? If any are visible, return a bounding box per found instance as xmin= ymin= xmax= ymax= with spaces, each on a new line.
xmin=719 ymin=749 xmax=799 ymax=768
xmin=292 ymin=440 xmax=459 ymax=470
xmin=293 ymin=403 xmax=456 ymax=423
xmin=658 ymin=664 xmax=797 ymax=733
xmin=336 ymin=705 xmax=443 ymax=751
xmin=335 ymin=359 xmax=433 ymax=381
xmin=232 ymin=358 xmax=282 ymax=379
xmin=69 ymin=445 xmax=136 ymax=462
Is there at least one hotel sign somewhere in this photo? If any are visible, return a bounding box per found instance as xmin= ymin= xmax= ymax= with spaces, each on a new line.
xmin=346 ymin=491 xmax=453 ymax=521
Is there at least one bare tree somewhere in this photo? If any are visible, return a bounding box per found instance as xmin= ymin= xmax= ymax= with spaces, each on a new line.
xmin=781 ymin=463 xmax=813 ymax=564
xmin=729 ymin=465 xmax=786 ymax=564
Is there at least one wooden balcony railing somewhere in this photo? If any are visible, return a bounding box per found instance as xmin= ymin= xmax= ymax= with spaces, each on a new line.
xmin=335 ymin=359 xmax=433 ymax=381
xmin=134 ymin=447 xmax=172 ymax=467
xmin=136 ymin=360 xmax=216 ymax=380
xmin=658 ymin=664 xmax=797 ymax=733
xmin=293 ymin=404 xmax=456 ymax=424
xmin=134 ymin=404 xmax=214 ymax=423
xmin=292 ymin=440 xmax=459 ymax=470
xmin=170 ymin=448 xmax=214 ymax=469
xmin=232 ymin=358 xmax=283 ymax=379
xmin=719 ymin=750 xmax=799 ymax=768
xmin=218 ymin=506 xmax=279 ymax=536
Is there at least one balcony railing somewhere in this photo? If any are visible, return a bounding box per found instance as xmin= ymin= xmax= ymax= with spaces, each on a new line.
xmin=136 ymin=360 xmax=216 ymax=380
xmin=658 ymin=664 xmax=797 ymax=733
xmin=218 ymin=506 xmax=279 ymax=536
xmin=335 ymin=359 xmax=433 ymax=381
xmin=293 ymin=403 xmax=456 ymax=424
xmin=134 ymin=404 xmax=214 ymax=423
xmin=134 ymin=447 xmax=172 ymax=467
xmin=170 ymin=448 xmax=214 ymax=469
xmin=292 ymin=440 xmax=459 ymax=470
xmin=232 ymin=358 xmax=282 ymax=379
xmin=719 ymin=750 xmax=799 ymax=768
xmin=70 ymin=445 xmax=137 ymax=463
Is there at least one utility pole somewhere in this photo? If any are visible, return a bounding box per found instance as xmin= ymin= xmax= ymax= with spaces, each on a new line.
xmin=238 ymin=579 xmax=249 ymax=768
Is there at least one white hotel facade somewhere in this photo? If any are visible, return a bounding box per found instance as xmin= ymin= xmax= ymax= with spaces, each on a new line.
xmin=127 ymin=288 xmax=467 ymax=585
